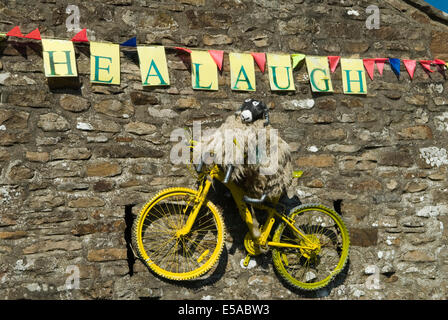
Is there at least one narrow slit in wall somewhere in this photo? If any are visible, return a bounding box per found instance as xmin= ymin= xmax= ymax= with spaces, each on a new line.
xmin=124 ymin=204 xmax=136 ymax=276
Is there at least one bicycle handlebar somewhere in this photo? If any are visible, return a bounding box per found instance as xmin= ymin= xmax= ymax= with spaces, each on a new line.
xmin=243 ymin=194 xmax=267 ymax=205
xmin=195 ymin=160 xmax=204 ymax=173
xmin=223 ymin=164 xmax=234 ymax=184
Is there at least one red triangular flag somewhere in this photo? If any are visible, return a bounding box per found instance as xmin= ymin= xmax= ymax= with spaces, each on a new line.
xmin=251 ymin=52 xmax=266 ymax=73
xmin=420 ymin=60 xmax=434 ymax=73
xmin=375 ymin=58 xmax=388 ymax=76
xmin=403 ymin=59 xmax=417 ymax=79
xmin=6 ymin=26 xmax=24 ymax=38
xmin=24 ymin=28 xmax=41 ymax=40
xmin=208 ymin=50 xmax=224 ymax=71
xmin=433 ymin=59 xmax=446 ymax=65
xmin=433 ymin=59 xmax=447 ymax=74
xmin=71 ymin=28 xmax=88 ymax=42
xmin=328 ymin=56 xmax=340 ymax=73
xmin=175 ymin=47 xmax=192 ymax=54
xmin=363 ymin=59 xmax=376 ymax=80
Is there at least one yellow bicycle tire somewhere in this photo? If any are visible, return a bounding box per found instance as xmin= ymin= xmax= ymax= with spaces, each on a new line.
xmin=132 ymin=187 xmax=225 ymax=281
xmin=272 ymin=204 xmax=350 ymax=291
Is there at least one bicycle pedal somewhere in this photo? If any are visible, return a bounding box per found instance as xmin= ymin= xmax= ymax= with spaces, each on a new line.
xmin=243 ymin=254 xmax=252 ymax=267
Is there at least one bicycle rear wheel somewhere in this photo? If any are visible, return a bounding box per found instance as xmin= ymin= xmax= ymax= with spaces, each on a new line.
xmin=272 ymin=204 xmax=350 ymax=290
xmin=132 ymin=187 xmax=225 ymax=281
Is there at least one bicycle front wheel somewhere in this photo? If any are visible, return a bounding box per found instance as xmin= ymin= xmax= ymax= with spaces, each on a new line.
xmin=132 ymin=187 xmax=225 ymax=281
xmin=272 ymin=204 xmax=350 ymax=291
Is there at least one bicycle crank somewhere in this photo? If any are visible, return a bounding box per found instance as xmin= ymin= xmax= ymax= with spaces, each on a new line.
xmin=243 ymin=232 xmax=268 ymax=256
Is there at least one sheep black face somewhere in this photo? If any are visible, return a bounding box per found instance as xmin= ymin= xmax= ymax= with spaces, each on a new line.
xmin=236 ymin=99 xmax=270 ymax=126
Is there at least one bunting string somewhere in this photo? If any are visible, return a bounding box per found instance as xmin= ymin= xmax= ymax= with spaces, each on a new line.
xmin=1 ymin=25 xmax=447 ymax=95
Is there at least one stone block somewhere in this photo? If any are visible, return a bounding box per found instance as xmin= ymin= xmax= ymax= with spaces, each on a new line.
xmin=0 ymin=231 xmax=27 ymax=239
xmin=68 ymin=197 xmax=106 ymax=208
xmin=87 ymin=248 xmax=127 ymax=262
xmin=296 ymin=154 xmax=335 ymax=168
xmin=398 ymin=125 xmax=433 ymax=140
xmin=349 ymin=228 xmax=378 ymax=247
xmin=37 ymin=113 xmax=70 ymax=132
xmin=59 ymin=95 xmax=90 ymax=112
xmin=0 ymin=109 xmax=29 ymax=129
xmin=124 ymin=122 xmax=157 ymax=135
xmin=401 ymin=250 xmax=436 ymax=262
xmin=26 ymin=151 xmax=50 ymax=163
xmin=23 ymin=240 xmax=82 ymax=254
xmin=94 ymin=100 xmax=134 ymax=118
xmin=50 ymin=147 xmax=91 ymax=160
xmin=86 ymin=162 xmax=122 ymax=177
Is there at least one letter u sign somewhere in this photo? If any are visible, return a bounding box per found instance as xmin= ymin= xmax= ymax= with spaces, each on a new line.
xmin=267 ymin=53 xmax=295 ymax=91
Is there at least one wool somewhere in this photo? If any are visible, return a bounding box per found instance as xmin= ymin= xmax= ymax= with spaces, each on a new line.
xmin=196 ymin=114 xmax=293 ymax=200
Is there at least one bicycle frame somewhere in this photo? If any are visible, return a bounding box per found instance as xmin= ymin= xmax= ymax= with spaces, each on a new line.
xmin=178 ymin=165 xmax=317 ymax=253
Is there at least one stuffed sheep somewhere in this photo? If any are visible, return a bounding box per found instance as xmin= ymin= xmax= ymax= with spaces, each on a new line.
xmin=196 ymin=99 xmax=294 ymax=201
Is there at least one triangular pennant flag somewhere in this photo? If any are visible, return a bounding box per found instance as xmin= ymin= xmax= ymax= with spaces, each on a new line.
xmin=434 ymin=59 xmax=446 ymax=65
xmin=208 ymin=50 xmax=224 ymax=71
xmin=6 ymin=26 xmax=24 ymax=38
xmin=71 ymin=28 xmax=88 ymax=42
xmin=328 ymin=56 xmax=340 ymax=73
xmin=251 ymin=52 xmax=266 ymax=73
xmin=420 ymin=60 xmax=434 ymax=73
xmin=433 ymin=59 xmax=447 ymax=76
xmin=120 ymin=37 xmax=137 ymax=47
xmin=374 ymin=58 xmax=387 ymax=76
xmin=363 ymin=58 xmax=375 ymax=80
xmin=291 ymin=53 xmax=306 ymax=69
xmin=175 ymin=47 xmax=192 ymax=54
xmin=389 ymin=58 xmax=401 ymax=77
xmin=403 ymin=59 xmax=417 ymax=79
xmin=24 ymin=28 xmax=41 ymax=40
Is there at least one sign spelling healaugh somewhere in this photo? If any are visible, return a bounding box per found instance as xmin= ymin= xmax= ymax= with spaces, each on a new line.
xmin=18 ymin=28 xmax=444 ymax=94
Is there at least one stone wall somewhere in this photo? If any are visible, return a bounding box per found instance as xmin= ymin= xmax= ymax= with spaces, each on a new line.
xmin=0 ymin=0 xmax=448 ymax=299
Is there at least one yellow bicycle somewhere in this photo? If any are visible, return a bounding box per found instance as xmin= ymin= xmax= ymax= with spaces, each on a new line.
xmin=132 ymin=163 xmax=350 ymax=291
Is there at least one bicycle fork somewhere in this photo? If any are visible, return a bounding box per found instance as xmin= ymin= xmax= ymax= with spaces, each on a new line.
xmin=175 ymin=177 xmax=213 ymax=238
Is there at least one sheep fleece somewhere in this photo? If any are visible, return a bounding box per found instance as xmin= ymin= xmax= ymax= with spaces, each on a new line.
xmin=196 ymin=115 xmax=293 ymax=200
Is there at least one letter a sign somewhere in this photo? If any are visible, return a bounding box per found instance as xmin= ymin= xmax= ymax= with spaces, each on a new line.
xmin=137 ymin=46 xmax=170 ymax=87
